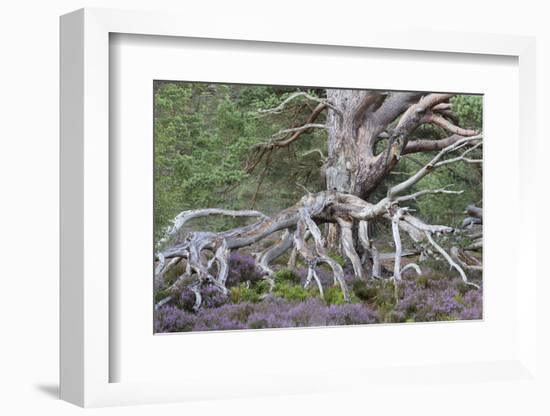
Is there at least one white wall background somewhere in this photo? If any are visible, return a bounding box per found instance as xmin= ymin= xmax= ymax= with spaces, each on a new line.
xmin=0 ymin=1 xmax=547 ymax=414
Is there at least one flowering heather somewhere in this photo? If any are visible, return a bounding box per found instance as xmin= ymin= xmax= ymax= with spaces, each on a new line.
xmin=392 ymin=274 xmax=483 ymax=322
xmin=153 ymin=254 xmax=482 ymax=333
xmin=225 ymin=253 xmax=264 ymax=287
xmin=326 ymin=303 xmax=379 ymax=326
xmin=154 ymin=305 xmax=195 ymax=333
xmin=177 ymin=284 xmax=229 ymax=311
xmin=155 ymin=297 xmax=380 ymax=332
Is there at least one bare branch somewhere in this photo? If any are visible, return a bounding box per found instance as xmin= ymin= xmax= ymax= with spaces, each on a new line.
xmin=394 ymin=188 xmax=464 ymax=204
xmin=434 ymin=109 xmax=460 ymax=125
xmin=403 ymin=134 xmax=465 ymax=155
xmin=432 ymin=102 xmax=452 ymax=111
xmin=258 ymin=91 xmax=336 ymax=114
xmin=401 ymin=263 xmax=422 ymax=275
xmin=387 ymin=135 xmax=482 ymax=198
xmin=434 ymin=141 xmax=483 ymax=167
xmin=300 ymin=148 xmax=328 ymax=162
xmin=373 ymin=92 xmax=425 ymax=126
xmin=381 ymin=93 xmax=455 ymax=166
xmin=271 ymin=123 xmax=326 ymax=139
xmin=247 ymin=102 xmax=326 ymax=172
xmin=157 ymin=208 xmax=269 ymax=248
xmin=423 ymin=112 xmax=478 ymax=136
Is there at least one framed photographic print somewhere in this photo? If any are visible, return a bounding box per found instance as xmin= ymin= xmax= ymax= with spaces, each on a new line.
xmin=60 ymin=7 xmax=542 ymax=410
xmin=151 ymin=80 xmax=484 ymax=334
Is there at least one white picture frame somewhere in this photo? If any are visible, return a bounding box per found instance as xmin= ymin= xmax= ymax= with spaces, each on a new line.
xmin=60 ymin=7 xmax=541 ymax=408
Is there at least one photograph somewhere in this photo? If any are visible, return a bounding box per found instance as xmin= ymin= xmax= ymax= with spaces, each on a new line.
xmin=153 ymin=82 xmax=483 ymax=333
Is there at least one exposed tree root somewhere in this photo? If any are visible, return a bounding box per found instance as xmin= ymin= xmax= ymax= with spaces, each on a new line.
xmin=154 ymin=136 xmax=483 ymax=309
xmin=358 ymin=220 xmax=382 ymax=279
xmin=425 ymin=232 xmax=480 ymax=289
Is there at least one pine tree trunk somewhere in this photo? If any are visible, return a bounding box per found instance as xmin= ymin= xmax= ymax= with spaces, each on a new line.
xmin=324 ymin=89 xmax=384 ymax=252
xmin=325 ymin=89 xmax=387 ymax=199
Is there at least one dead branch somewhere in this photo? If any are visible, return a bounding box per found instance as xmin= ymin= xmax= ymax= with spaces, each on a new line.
xmin=434 ymin=140 xmax=483 ymax=167
xmin=300 ymin=148 xmax=328 ymax=163
xmin=258 ymin=91 xmax=337 ymax=114
xmin=423 ymin=112 xmax=478 ymax=136
xmin=395 ymin=188 xmax=463 ymax=204
xmin=247 ymin=102 xmax=327 ymax=172
xmin=271 ymin=123 xmax=326 ymax=139
xmin=387 ymin=135 xmax=482 ymax=198
xmin=403 ymin=134 xmax=466 ymax=155
xmin=157 ymin=208 xmax=269 ymax=249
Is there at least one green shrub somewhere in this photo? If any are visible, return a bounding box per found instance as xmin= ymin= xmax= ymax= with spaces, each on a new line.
xmin=274 ymin=268 xmax=301 ymax=285
xmin=324 ymin=286 xmax=347 ymax=305
xmin=230 ymin=283 xmax=260 ymax=303
xmin=254 ymin=279 xmax=272 ymax=294
xmin=372 ymin=282 xmax=395 ymax=308
xmin=352 ymin=280 xmax=377 ymax=301
xmin=378 ymin=303 xmax=398 ymax=323
xmin=154 ymin=289 xmax=171 ymax=304
xmin=273 ymin=282 xmax=312 ymax=302
xmin=420 ymin=258 xmax=449 ymax=274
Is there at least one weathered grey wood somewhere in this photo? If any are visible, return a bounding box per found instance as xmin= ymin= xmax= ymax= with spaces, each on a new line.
xmin=378 ymin=250 xmax=419 ymax=260
xmin=391 ymin=208 xmax=405 ymax=280
xmin=157 ymin=208 xmax=268 ymax=248
xmin=337 ymin=217 xmax=364 ymax=280
xmin=425 ymin=232 xmax=479 ymax=289
xmin=358 ymin=220 xmax=382 ymax=279
xmin=258 ymin=231 xmax=293 ymax=287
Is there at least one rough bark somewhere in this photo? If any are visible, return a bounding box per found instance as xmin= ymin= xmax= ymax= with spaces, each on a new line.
xmin=324 ymin=91 xmax=473 ymax=201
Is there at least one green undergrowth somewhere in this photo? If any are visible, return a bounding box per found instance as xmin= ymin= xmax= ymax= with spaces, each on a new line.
xmin=163 ymin=261 xmax=481 ymax=325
